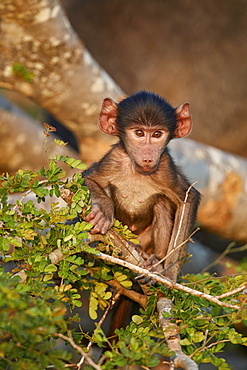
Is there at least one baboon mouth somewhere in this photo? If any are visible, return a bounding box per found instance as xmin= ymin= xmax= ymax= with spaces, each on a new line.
xmin=136 ymin=164 xmax=157 ymax=174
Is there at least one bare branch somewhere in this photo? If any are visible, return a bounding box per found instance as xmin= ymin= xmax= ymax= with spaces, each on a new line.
xmin=15 ymin=244 xmax=243 ymax=310
xmin=215 ymin=284 xmax=247 ymax=299
xmin=79 ymin=292 xmax=121 ymax=368
xmin=106 ymin=279 xmax=147 ymax=307
xmin=141 ymin=182 xmax=199 ymax=276
xmin=172 ymin=181 xmax=198 ymax=250
xmin=54 ymin=332 xmax=102 ymax=370
xmin=201 ymin=242 xmax=236 ymax=273
xmin=149 ymin=227 xmax=200 ymax=271
xmin=92 ymin=252 xmax=242 ymax=310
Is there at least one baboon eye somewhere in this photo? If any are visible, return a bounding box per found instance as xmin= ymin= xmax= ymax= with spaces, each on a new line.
xmin=135 ymin=130 xmax=144 ymax=137
xmin=152 ymin=131 xmax=163 ymax=138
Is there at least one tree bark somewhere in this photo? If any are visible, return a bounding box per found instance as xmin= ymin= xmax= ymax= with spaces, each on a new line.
xmin=0 ymin=96 xmax=78 ymax=175
xmin=170 ymin=139 xmax=247 ymax=243
xmin=0 ymin=0 xmax=120 ymax=162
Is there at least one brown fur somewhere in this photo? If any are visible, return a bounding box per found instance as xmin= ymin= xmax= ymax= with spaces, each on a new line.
xmin=83 ymin=91 xmax=200 ymax=337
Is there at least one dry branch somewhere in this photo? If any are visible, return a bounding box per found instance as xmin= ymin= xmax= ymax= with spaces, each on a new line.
xmin=106 ymin=279 xmax=147 ymax=307
xmin=92 ymin=252 xmax=243 ymax=310
xmin=55 ymin=332 xmax=102 ymax=370
xmin=15 ymin=245 xmax=244 ymax=310
xmin=171 ymin=182 xmax=198 ymax=251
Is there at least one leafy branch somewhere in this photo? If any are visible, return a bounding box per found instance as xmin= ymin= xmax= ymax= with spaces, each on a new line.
xmin=0 ymin=155 xmax=246 ymax=370
xmin=60 ymin=188 xmax=245 ymax=311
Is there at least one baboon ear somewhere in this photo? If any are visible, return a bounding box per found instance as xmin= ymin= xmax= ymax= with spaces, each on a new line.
xmin=98 ymin=98 xmax=119 ymax=135
xmin=174 ymin=102 xmax=192 ymax=138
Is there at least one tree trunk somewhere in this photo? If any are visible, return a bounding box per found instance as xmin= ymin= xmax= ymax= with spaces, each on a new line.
xmin=170 ymin=139 xmax=247 ymax=243
xmin=0 ymin=0 xmax=120 ymax=162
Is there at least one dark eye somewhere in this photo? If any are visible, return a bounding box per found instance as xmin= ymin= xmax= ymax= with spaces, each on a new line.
xmin=152 ymin=131 xmax=163 ymax=138
xmin=135 ymin=130 xmax=144 ymax=137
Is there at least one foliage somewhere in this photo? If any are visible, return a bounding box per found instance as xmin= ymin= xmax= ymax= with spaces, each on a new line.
xmin=0 ymin=152 xmax=246 ymax=369
xmin=12 ymin=62 xmax=35 ymax=83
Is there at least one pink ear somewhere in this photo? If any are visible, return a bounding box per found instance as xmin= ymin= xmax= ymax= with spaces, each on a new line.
xmin=98 ymin=98 xmax=118 ymax=135
xmin=174 ymin=102 xmax=192 ymax=138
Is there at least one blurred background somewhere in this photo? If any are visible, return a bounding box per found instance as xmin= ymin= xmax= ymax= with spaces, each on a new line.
xmin=61 ymin=0 xmax=247 ymax=157
xmin=1 ymin=1 xmax=247 ymax=368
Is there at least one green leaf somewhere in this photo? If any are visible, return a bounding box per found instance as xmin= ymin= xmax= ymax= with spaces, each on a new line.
xmin=12 ymin=62 xmax=35 ymax=82
xmin=192 ymin=331 xmax=205 ymax=343
xmin=65 ymin=158 xmax=87 ymax=170
xmin=132 ymin=315 xmax=143 ymax=325
xmin=147 ymin=355 xmax=160 ymax=367
xmin=43 ymin=274 xmax=53 ymax=282
xmin=180 ymin=338 xmax=191 ymax=346
xmin=73 ymin=300 xmax=82 ymax=307
xmin=64 ymin=235 xmax=73 ymax=242
xmin=44 ymin=264 xmax=57 ymax=273
xmin=114 ymin=356 xmax=127 ymax=367
xmin=114 ymin=271 xmax=133 ymax=288
xmin=89 ymin=293 xmax=98 ymax=320
xmin=104 ymin=292 xmax=112 ymax=300
xmin=114 ymin=272 xmax=127 ymax=282
xmin=54 ymin=139 xmax=68 ymax=147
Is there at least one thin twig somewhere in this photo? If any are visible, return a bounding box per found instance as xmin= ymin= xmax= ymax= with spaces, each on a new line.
xmin=94 ymin=252 xmax=242 ymax=310
xmin=15 ymin=246 xmax=243 ymax=309
xmin=172 ymin=181 xmax=198 ymax=251
xmin=201 ymin=242 xmax=235 ymax=273
xmin=227 ymin=244 xmax=247 ymax=253
xmin=201 ymin=339 xmax=229 ymax=351
xmin=202 ymin=329 xmax=209 ymax=348
xmin=78 ymin=292 xmax=121 ymax=368
xmin=12 ymin=180 xmax=49 ymax=212
xmin=144 ymin=182 xmax=199 ymax=273
xmin=55 ymin=332 xmax=102 ymax=370
xmin=215 ymin=284 xmax=247 ymax=299
xmin=149 ymin=227 xmax=200 ymax=271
